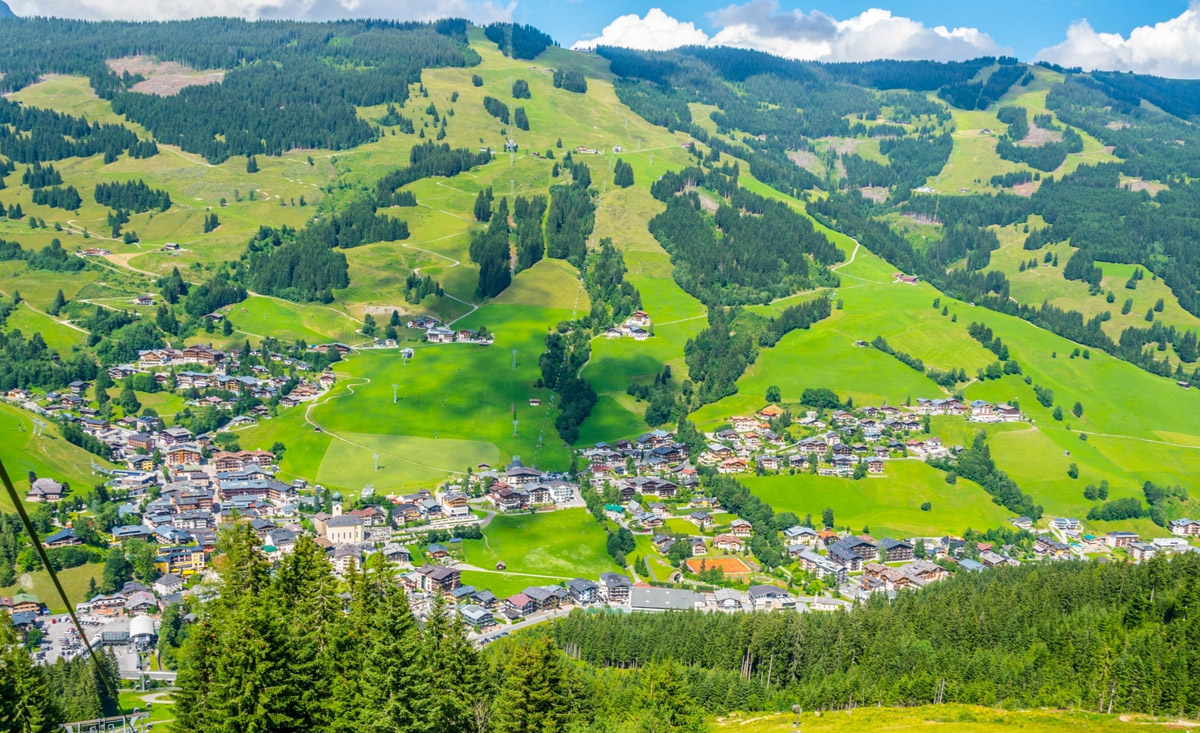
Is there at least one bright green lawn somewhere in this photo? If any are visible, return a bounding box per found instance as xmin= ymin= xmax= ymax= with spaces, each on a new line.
xmin=458 ymin=570 xmax=566 ymax=600
xmin=0 ymin=563 xmax=103 ymax=612
xmin=743 ymin=460 xmax=1012 ymax=537
xmin=717 ymin=705 xmax=1186 ymax=733
xmin=5 ymin=305 xmax=86 ymax=354
xmin=313 ymin=304 xmax=574 ymax=473
xmin=461 ymin=508 xmax=621 ymax=579
xmin=212 ymin=294 xmax=363 ymax=346
xmin=0 ymin=402 xmax=120 ymax=511
xmin=117 ymin=690 xmax=176 ymax=724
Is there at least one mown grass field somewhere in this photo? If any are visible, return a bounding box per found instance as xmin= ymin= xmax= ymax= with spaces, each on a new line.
xmin=214 ymin=294 xmax=363 ymax=346
xmin=743 ymin=460 xmax=1012 ymax=538
xmin=4 ymin=304 xmax=86 ymax=354
xmin=311 ymin=304 xmax=575 ymax=475
xmin=458 ymin=570 xmax=566 ymax=600
xmin=716 ymin=705 xmax=1192 ymax=732
xmin=461 ymin=509 xmax=620 ymax=579
xmin=0 ymin=563 xmax=103 ymax=612
xmin=0 ymin=401 xmax=119 ymax=511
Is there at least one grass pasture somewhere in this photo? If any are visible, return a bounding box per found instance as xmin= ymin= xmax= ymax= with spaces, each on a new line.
xmin=461 ymin=509 xmax=621 ymax=579
xmin=0 ymin=564 xmax=103 ymax=612
xmin=217 ymin=294 xmax=363 ymax=346
xmin=715 ymin=705 xmax=1191 ymax=733
xmin=0 ymin=401 xmax=119 ymax=511
xmin=458 ymin=570 xmax=568 ymax=600
xmin=310 ymin=303 xmax=574 ymax=476
xmin=4 ymin=304 xmax=86 ymax=354
xmin=742 ymin=460 xmax=1011 ymax=537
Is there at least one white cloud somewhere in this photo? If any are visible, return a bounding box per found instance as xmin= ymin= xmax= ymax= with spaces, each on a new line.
xmin=574 ymin=3 xmax=1008 ymax=62
xmin=10 ymin=0 xmax=513 ymax=23
xmin=1035 ymin=4 xmax=1200 ymax=78
xmin=572 ymin=8 xmax=709 ymax=51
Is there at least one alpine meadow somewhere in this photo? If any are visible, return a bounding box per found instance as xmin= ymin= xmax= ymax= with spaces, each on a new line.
xmin=1 ymin=8 xmax=1200 ymax=733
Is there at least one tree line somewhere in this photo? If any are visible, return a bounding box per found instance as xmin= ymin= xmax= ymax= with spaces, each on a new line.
xmin=546 ymin=554 xmax=1200 ymax=718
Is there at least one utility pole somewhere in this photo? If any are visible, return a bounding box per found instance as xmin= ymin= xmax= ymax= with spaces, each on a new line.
xmin=392 ymin=384 xmax=398 ymax=403
xmin=373 ymin=453 xmax=380 ymax=472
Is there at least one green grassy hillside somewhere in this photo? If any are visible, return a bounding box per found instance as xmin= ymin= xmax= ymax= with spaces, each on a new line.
xmin=3 ymin=26 xmax=1198 ymax=543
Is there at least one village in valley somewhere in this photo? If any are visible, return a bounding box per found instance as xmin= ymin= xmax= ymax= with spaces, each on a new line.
xmin=6 ymin=321 xmax=1197 ymax=678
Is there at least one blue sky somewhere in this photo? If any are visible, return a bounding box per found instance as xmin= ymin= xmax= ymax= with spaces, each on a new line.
xmin=13 ymin=0 xmax=1200 ymax=77
xmin=531 ymin=1 xmax=1192 ymax=60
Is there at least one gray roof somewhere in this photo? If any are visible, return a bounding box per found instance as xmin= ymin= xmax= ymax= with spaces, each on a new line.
xmin=748 ymin=585 xmax=790 ymax=600
xmin=327 ymin=515 xmax=364 ymax=528
xmin=567 ymin=578 xmax=598 ymax=593
xmin=599 ymin=572 xmax=631 ymax=587
xmin=630 ymin=586 xmax=701 ymax=611
xmin=460 ymin=604 xmax=491 ymax=622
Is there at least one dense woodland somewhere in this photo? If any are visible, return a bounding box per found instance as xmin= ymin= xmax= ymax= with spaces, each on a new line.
xmin=547 ymin=555 xmax=1200 ymax=718
xmin=545 ymin=160 xmax=596 ymax=268
xmin=484 ymin=22 xmax=555 ymax=60
xmin=650 ymin=164 xmax=841 ymax=304
xmin=0 ymin=18 xmax=479 ymax=161
xmin=470 ymin=197 xmax=513 ymax=299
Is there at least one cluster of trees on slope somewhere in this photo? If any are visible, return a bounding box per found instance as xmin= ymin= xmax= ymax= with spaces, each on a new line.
xmin=937 ymin=61 xmax=1029 ymax=110
xmin=0 ymin=18 xmax=477 ymax=161
xmin=93 ymin=180 xmax=171 ymax=213
xmin=20 ymin=162 xmax=61 ymax=188
xmin=649 ymin=164 xmax=841 ymax=305
xmin=242 ymin=225 xmax=350 ymax=303
xmin=581 ymin=238 xmax=642 ymax=331
xmin=840 ymin=134 xmax=954 ymax=192
xmin=513 ymin=194 xmax=548 ymax=272
xmin=993 ymin=105 xmax=1083 ymax=172
xmin=539 ymin=323 xmax=594 ymax=444
xmin=0 ymin=99 xmax=150 ymax=164
xmin=483 ymin=95 xmax=510 ymax=125
xmin=684 ymin=298 xmax=832 ymax=405
xmin=547 ymin=554 xmax=1200 ymax=717
xmin=31 ymin=185 xmax=83 ymax=211
xmin=553 ymin=68 xmax=587 ymax=93
xmin=0 ymin=238 xmax=87 ymax=273
xmin=242 ymin=142 xmax=493 ymax=303
xmin=484 ymin=22 xmax=554 ymax=59
xmin=545 ymin=160 xmax=596 ymax=268
xmin=470 ymin=197 xmax=513 ymax=299
xmin=929 ymin=431 xmax=1042 ymax=519
xmin=0 ymin=326 xmax=98 ymax=393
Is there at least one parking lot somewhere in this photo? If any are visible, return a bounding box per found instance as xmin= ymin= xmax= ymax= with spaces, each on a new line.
xmin=34 ymin=613 xmax=95 ymax=665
